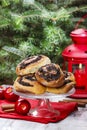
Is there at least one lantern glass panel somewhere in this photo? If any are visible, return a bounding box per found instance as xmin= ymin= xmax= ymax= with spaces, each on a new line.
xmin=72 ymin=64 xmax=85 ymax=73
xmin=73 ymin=63 xmax=86 ymax=88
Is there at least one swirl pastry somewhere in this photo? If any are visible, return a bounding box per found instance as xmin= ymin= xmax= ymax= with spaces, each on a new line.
xmin=63 ymin=71 xmax=76 ymax=83
xmin=16 ymin=55 xmax=51 ymax=76
xmin=13 ymin=73 xmax=46 ymax=95
xmin=46 ymin=71 xmax=76 ymax=94
xmin=46 ymin=81 xmax=75 ymax=94
xmin=35 ymin=63 xmax=65 ymax=88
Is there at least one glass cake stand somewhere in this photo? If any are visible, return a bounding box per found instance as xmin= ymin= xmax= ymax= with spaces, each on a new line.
xmin=14 ymin=88 xmax=75 ymax=119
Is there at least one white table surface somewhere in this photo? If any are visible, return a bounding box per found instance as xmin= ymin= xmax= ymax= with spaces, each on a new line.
xmin=0 ymin=104 xmax=87 ymax=130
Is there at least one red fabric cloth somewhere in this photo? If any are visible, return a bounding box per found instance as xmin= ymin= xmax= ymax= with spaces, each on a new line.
xmin=69 ymin=89 xmax=87 ymax=99
xmin=0 ymin=99 xmax=77 ymax=124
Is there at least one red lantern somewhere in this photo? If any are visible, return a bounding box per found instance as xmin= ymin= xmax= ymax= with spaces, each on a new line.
xmin=62 ymin=15 xmax=87 ymax=90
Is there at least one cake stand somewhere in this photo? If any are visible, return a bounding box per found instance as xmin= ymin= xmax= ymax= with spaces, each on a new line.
xmin=14 ymin=88 xmax=75 ymax=119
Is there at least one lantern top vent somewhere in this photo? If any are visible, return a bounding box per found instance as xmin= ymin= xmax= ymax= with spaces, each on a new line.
xmin=70 ymin=28 xmax=87 ymax=44
xmin=71 ymin=28 xmax=87 ymax=36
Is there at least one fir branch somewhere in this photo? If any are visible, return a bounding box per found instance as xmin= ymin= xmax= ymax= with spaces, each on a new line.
xmin=0 ymin=50 xmax=9 ymax=62
xmin=0 ymin=63 xmax=16 ymax=82
xmin=0 ymin=50 xmax=9 ymax=58
xmin=69 ymin=5 xmax=87 ymax=14
xmin=50 ymin=7 xmax=70 ymax=22
xmin=33 ymin=1 xmax=47 ymax=11
xmin=0 ymin=18 xmax=10 ymax=29
xmin=2 ymin=46 xmax=23 ymax=57
xmin=19 ymin=41 xmax=41 ymax=56
xmin=19 ymin=7 xmax=70 ymax=24
xmin=1 ymin=0 xmax=10 ymax=7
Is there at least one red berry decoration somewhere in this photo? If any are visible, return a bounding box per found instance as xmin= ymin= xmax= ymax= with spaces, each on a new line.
xmin=15 ymin=98 xmax=31 ymax=115
xmin=4 ymin=87 xmax=19 ymax=102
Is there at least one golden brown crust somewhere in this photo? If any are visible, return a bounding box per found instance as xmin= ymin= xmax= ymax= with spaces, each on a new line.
xmin=63 ymin=71 xmax=76 ymax=83
xmin=35 ymin=63 xmax=65 ymax=88
xmin=46 ymin=71 xmax=76 ymax=94
xmin=46 ymin=81 xmax=75 ymax=94
xmin=16 ymin=55 xmax=51 ymax=76
xmin=13 ymin=74 xmax=46 ymax=95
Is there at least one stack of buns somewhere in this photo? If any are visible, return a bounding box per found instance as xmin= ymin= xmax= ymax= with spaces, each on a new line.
xmin=13 ymin=55 xmax=76 ymax=95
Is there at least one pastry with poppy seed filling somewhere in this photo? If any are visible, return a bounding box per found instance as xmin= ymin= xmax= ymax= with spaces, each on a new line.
xmin=16 ymin=55 xmax=51 ymax=76
xmin=63 ymin=71 xmax=76 ymax=83
xmin=13 ymin=73 xmax=46 ymax=95
xmin=46 ymin=71 xmax=76 ymax=94
xmin=46 ymin=81 xmax=75 ymax=94
xmin=35 ymin=63 xmax=65 ymax=88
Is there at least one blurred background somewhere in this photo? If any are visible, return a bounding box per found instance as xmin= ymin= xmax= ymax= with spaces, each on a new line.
xmin=0 ymin=0 xmax=87 ymax=85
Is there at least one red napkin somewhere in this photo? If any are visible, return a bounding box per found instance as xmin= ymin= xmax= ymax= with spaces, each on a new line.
xmin=69 ymin=89 xmax=87 ymax=99
xmin=0 ymin=99 xmax=77 ymax=124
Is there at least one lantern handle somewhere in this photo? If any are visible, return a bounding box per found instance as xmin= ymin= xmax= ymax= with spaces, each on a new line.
xmin=75 ymin=14 xmax=87 ymax=29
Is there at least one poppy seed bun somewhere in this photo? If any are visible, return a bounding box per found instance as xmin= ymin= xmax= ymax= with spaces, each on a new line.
xmin=46 ymin=71 xmax=76 ymax=94
xmin=16 ymin=55 xmax=51 ymax=76
xmin=13 ymin=73 xmax=46 ymax=95
xmin=35 ymin=63 xmax=65 ymax=88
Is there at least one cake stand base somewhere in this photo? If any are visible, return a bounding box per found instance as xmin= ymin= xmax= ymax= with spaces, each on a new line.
xmin=29 ymin=99 xmax=60 ymax=118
